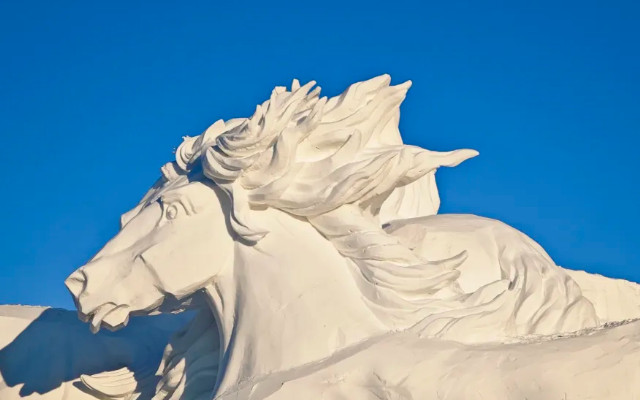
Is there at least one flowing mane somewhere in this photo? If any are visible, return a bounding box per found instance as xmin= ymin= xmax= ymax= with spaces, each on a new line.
xmin=158 ymin=75 xmax=478 ymax=330
xmin=169 ymin=75 xmax=474 ymax=232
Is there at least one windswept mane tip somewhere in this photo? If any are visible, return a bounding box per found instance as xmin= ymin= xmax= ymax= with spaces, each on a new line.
xmin=398 ymin=79 xmax=412 ymax=89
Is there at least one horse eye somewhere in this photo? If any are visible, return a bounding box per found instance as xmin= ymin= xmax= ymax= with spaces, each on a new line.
xmin=165 ymin=204 xmax=179 ymax=220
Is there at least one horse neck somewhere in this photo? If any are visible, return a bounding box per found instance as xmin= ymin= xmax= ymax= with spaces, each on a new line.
xmin=205 ymin=208 xmax=387 ymax=396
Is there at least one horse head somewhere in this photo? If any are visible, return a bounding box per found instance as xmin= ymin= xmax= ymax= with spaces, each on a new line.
xmin=65 ymin=175 xmax=235 ymax=333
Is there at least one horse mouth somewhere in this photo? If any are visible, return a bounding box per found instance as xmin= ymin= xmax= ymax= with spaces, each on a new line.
xmin=83 ymin=303 xmax=131 ymax=333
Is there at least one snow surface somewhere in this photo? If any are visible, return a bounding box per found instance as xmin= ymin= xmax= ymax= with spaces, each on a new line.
xmin=0 ymin=306 xmax=191 ymax=399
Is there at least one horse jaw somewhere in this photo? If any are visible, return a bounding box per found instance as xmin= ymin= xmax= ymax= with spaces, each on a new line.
xmin=202 ymin=208 xmax=387 ymax=397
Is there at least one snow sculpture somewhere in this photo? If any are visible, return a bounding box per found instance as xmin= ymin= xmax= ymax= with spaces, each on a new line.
xmin=2 ymin=75 xmax=640 ymax=400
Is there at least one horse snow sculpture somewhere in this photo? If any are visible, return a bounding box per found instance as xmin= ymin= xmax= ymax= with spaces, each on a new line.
xmin=3 ymin=75 xmax=640 ymax=400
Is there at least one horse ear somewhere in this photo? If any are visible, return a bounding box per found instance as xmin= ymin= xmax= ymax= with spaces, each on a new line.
xmin=379 ymin=148 xmax=478 ymax=225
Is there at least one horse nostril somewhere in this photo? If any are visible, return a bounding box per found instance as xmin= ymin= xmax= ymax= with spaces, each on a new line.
xmin=65 ymin=269 xmax=87 ymax=298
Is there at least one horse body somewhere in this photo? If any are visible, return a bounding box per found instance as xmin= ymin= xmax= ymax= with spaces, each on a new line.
xmin=150 ymin=206 xmax=640 ymax=399
xmin=152 ymin=209 xmax=640 ymax=399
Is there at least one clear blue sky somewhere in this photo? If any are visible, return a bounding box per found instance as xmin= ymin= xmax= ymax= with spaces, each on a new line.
xmin=0 ymin=1 xmax=638 ymax=309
